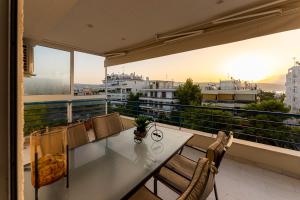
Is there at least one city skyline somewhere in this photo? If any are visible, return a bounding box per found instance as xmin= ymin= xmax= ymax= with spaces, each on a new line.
xmin=62 ymin=29 xmax=300 ymax=84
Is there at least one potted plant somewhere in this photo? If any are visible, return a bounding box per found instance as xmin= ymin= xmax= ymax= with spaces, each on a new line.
xmin=134 ymin=116 xmax=151 ymax=140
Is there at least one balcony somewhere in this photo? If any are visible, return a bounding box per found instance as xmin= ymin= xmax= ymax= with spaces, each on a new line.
xmin=2 ymin=0 xmax=300 ymax=199
xmin=23 ymin=99 xmax=300 ymax=199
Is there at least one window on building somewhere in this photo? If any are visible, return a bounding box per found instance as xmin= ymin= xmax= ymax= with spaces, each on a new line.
xmin=162 ymin=92 xmax=166 ymax=98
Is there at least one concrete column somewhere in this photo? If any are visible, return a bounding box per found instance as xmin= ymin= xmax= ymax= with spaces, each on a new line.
xmin=70 ymin=51 xmax=74 ymax=96
xmin=67 ymin=102 xmax=73 ymax=123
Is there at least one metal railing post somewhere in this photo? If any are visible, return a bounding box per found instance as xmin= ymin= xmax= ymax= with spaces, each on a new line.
xmin=105 ymin=66 xmax=108 ymax=114
xmin=136 ymin=101 xmax=140 ymax=117
xmin=179 ymin=105 xmax=182 ymax=130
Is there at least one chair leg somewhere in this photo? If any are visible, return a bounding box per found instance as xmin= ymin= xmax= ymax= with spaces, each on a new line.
xmin=178 ymin=146 xmax=184 ymax=155
xmin=154 ymin=177 xmax=158 ymax=195
xmin=66 ymin=145 xmax=69 ymax=188
xmin=214 ymin=182 xmax=219 ymax=200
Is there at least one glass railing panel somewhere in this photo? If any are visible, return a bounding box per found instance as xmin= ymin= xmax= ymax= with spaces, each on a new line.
xmin=24 ymin=101 xmax=68 ymax=136
xmin=72 ymin=99 xmax=106 ymax=122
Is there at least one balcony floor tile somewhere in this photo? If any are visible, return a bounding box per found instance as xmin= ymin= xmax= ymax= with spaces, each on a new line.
xmin=145 ymin=146 xmax=300 ymax=200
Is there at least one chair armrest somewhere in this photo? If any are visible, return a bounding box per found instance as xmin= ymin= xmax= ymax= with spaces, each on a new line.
xmin=185 ymin=144 xmax=207 ymax=154
xmin=225 ymin=134 xmax=234 ymax=149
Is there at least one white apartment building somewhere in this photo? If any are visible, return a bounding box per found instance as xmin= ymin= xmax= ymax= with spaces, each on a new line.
xmin=284 ymin=63 xmax=300 ymax=113
xmin=103 ymin=73 xmax=148 ymax=101
xmin=139 ymin=80 xmax=179 ymax=115
xmin=202 ymin=79 xmax=258 ymax=108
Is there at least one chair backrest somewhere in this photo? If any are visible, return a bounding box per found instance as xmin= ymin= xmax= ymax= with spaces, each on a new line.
xmin=178 ymin=158 xmax=217 ymax=200
xmin=92 ymin=112 xmax=124 ymax=140
xmin=207 ymin=131 xmax=234 ymax=168
xmin=67 ymin=123 xmax=89 ymax=149
xmin=30 ymin=127 xmax=68 ymax=161
xmin=30 ymin=127 xmax=68 ymax=188
xmin=39 ymin=127 xmax=67 ymax=155
xmin=120 ymin=117 xmax=135 ymax=130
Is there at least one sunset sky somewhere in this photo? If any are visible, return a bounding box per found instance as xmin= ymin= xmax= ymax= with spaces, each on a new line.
xmin=73 ymin=28 xmax=300 ymax=84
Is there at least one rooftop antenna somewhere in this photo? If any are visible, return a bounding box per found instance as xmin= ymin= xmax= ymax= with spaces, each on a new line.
xmin=293 ymin=57 xmax=297 ymax=66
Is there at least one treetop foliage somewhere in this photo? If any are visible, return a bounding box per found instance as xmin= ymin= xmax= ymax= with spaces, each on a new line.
xmin=245 ymin=99 xmax=290 ymax=113
xmin=176 ymin=78 xmax=202 ymax=105
xmin=127 ymin=92 xmax=142 ymax=101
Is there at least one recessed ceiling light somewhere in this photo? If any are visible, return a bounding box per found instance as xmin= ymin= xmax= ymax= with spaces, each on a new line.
xmin=87 ymin=24 xmax=94 ymax=28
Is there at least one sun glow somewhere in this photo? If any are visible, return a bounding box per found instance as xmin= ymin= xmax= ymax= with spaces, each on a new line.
xmin=222 ymin=54 xmax=274 ymax=82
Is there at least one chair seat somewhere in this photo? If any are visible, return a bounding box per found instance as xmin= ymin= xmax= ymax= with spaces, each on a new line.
xmin=129 ymin=186 xmax=161 ymax=200
xmin=157 ymin=166 xmax=190 ymax=193
xmin=165 ymin=154 xmax=197 ymax=180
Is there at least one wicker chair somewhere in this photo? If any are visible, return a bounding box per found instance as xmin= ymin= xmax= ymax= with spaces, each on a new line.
xmin=129 ymin=158 xmax=217 ymax=200
xmin=30 ymin=127 xmax=69 ymax=198
xmin=157 ymin=131 xmax=233 ymax=199
xmin=67 ymin=123 xmax=89 ymax=149
xmin=120 ymin=116 xmax=135 ymax=130
xmin=35 ymin=127 xmax=68 ymax=156
xmin=92 ymin=112 xmax=124 ymax=140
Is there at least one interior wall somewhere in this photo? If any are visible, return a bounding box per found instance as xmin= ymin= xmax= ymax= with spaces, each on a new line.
xmin=0 ymin=0 xmax=9 ymax=199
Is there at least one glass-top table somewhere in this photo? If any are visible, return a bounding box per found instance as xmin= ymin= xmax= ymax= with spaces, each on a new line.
xmin=24 ymin=126 xmax=193 ymax=200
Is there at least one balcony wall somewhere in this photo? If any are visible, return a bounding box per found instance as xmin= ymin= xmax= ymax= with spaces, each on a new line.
xmin=182 ymin=126 xmax=300 ymax=179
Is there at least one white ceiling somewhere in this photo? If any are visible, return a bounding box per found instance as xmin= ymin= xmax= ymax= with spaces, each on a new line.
xmin=24 ymin=0 xmax=300 ymax=66
xmin=24 ymin=0 xmax=265 ymax=53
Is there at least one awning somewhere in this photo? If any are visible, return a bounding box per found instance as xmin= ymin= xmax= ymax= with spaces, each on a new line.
xmin=24 ymin=0 xmax=300 ymax=67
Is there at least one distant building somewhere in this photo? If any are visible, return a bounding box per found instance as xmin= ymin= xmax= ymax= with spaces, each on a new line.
xmin=74 ymin=86 xmax=103 ymax=96
xmin=104 ymin=73 xmax=148 ymax=101
xmin=284 ymin=62 xmax=300 ymax=113
xmin=202 ymin=79 xmax=258 ymax=108
xmin=139 ymin=80 xmax=179 ymax=115
xmin=74 ymin=88 xmax=94 ymax=96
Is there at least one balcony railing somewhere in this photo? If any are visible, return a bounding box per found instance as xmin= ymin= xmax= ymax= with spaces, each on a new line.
xmin=108 ymin=100 xmax=300 ymax=151
xmin=24 ymin=99 xmax=106 ymax=136
xmin=24 ymin=101 xmax=68 ymax=136
xmin=24 ymin=99 xmax=300 ymax=151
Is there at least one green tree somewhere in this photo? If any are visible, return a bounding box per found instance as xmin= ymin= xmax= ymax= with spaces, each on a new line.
xmin=242 ymin=100 xmax=300 ymax=149
xmin=180 ymin=106 xmax=235 ymax=134
xmin=109 ymin=92 xmax=143 ymax=117
xmin=127 ymin=92 xmax=142 ymax=116
xmin=258 ymin=91 xmax=276 ymax=101
xmin=245 ymin=99 xmax=290 ymax=113
xmin=278 ymin=93 xmax=286 ymax=103
xmin=176 ymin=78 xmax=202 ymax=105
xmin=127 ymin=92 xmax=142 ymax=101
